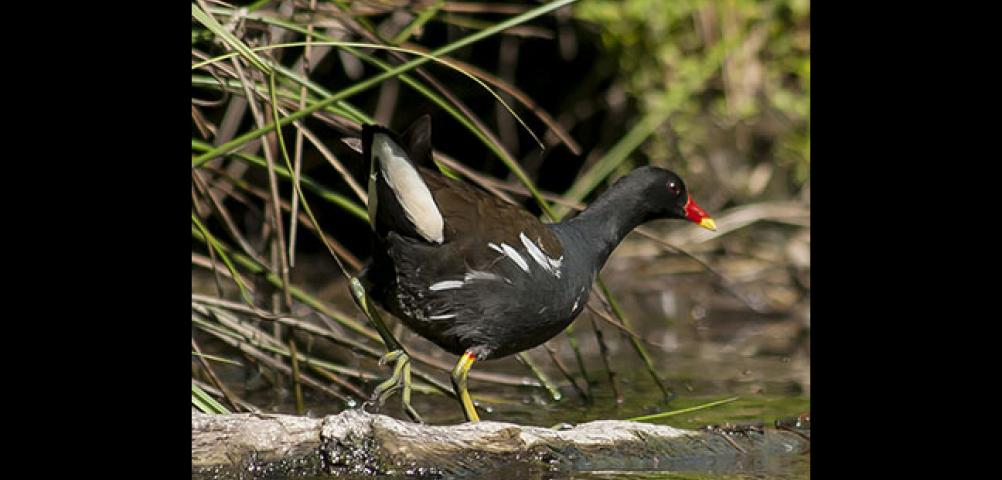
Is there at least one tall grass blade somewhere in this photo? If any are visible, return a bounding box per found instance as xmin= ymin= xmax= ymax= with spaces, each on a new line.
xmin=192 ymin=0 xmax=578 ymax=167
xmin=192 ymin=382 xmax=230 ymax=414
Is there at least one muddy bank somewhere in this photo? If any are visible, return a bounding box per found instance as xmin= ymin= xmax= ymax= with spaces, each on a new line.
xmin=192 ymin=410 xmax=808 ymax=478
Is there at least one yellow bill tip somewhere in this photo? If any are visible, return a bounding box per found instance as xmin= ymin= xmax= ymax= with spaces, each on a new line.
xmin=699 ymin=217 xmax=717 ymax=231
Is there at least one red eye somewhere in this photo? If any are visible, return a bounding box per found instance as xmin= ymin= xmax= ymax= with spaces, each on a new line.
xmin=668 ymin=182 xmax=680 ymax=194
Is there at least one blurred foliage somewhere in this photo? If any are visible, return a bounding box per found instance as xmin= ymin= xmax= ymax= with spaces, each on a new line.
xmin=575 ymin=0 xmax=810 ymax=195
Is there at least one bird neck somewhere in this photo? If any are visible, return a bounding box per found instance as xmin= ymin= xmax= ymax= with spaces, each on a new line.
xmin=558 ymin=179 xmax=653 ymax=274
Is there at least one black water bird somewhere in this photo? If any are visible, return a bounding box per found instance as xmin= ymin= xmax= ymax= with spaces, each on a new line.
xmin=357 ymin=117 xmax=716 ymax=422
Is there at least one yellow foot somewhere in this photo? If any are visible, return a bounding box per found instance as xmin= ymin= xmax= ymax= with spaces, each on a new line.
xmin=371 ymin=349 xmax=423 ymax=423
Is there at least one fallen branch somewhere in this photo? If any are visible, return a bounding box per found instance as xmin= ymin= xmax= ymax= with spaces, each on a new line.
xmin=192 ymin=410 xmax=808 ymax=478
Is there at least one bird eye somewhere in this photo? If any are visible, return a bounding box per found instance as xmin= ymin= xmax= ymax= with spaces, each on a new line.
xmin=668 ymin=182 xmax=680 ymax=194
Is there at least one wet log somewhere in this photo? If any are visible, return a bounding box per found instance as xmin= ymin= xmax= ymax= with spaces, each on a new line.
xmin=192 ymin=409 xmax=808 ymax=478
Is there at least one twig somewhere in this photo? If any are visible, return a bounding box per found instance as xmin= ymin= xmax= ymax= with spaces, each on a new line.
xmin=598 ymin=281 xmax=674 ymax=403
xmin=543 ymin=343 xmax=588 ymax=402
xmin=229 ymin=54 xmax=294 ymax=309
xmin=192 ymin=337 xmax=244 ymax=412
xmin=516 ymin=352 xmax=562 ymax=401
xmin=590 ymin=314 xmax=621 ymax=405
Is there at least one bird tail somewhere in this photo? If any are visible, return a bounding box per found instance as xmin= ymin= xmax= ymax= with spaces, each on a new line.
xmin=362 ymin=120 xmax=444 ymax=244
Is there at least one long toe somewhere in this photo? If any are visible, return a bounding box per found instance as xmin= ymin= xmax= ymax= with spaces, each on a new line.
xmin=369 ymin=350 xmax=424 ymax=421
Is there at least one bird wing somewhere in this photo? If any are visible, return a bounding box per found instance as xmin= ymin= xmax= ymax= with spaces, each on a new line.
xmin=421 ymin=170 xmax=564 ymax=277
xmin=362 ymin=121 xmax=564 ymax=281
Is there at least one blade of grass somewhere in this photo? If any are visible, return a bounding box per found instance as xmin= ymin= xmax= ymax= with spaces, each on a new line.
xmin=192 ymin=0 xmax=578 ymax=167
xmin=553 ymin=108 xmax=671 ymax=219
xmin=194 ymin=40 xmax=543 ymax=152
xmin=192 ymin=169 xmax=267 ymax=266
xmin=266 ymin=68 xmax=339 ymax=414
xmin=191 ymin=225 xmax=378 ymax=342
xmin=628 ymin=397 xmax=740 ymax=422
xmin=296 ymin=125 xmax=368 ymax=202
xmin=390 ymin=0 xmax=444 ymax=45
xmin=196 ymin=304 xmax=434 ymax=400
xmin=440 ymin=2 xmax=532 ymax=14
xmin=191 ymin=351 xmax=243 ymax=367
xmin=191 ymin=4 xmax=271 ymax=73
xmin=192 ymin=337 xmax=243 ymax=412
xmin=203 ymin=164 xmax=364 ymax=271
xmin=193 ymin=379 xmax=261 ymax=413
xmin=543 ymin=343 xmax=588 ymax=402
xmin=399 ymin=41 xmax=580 ymax=154
xmin=516 ymin=352 xmax=561 ymax=401
xmin=562 ymin=324 xmax=592 ymax=400
xmin=590 ymin=314 xmax=622 ymax=405
xmin=267 ymin=70 xmax=357 ymax=296
xmin=322 ymin=0 xmax=549 ymax=183
xmin=193 ymin=190 xmax=225 ymax=298
xmin=193 ymin=265 xmax=534 ymax=390
xmin=228 ymin=56 xmax=294 ymax=311
xmin=192 ymin=212 xmax=253 ymax=304
xmin=193 ymin=312 xmax=355 ymax=404
xmin=195 ymin=22 xmax=557 ymax=220
xmin=197 ymin=306 xmax=355 ymax=402
xmin=434 ymin=13 xmax=554 ymax=39
xmin=192 ymin=294 xmax=455 ymax=395
xmin=192 ymin=253 xmax=252 ymax=289
xmin=288 ymin=0 xmax=316 ymax=268
xmin=192 ymin=381 xmax=230 ymax=414
xmin=192 ymin=139 xmax=368 ymax=221
xmin=196 ymin=18 xmax=578 ymax=156
xmin=191 ymin=70 xmax=364 ymax=123
xmin=287 ymin=336 xmax=305 ymax=414
xmin=599 ymin=282 xmax=674 ymax=403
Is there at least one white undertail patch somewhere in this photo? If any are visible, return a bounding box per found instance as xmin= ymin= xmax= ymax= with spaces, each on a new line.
xmin=429 ymin=280 xmax=463 ymax=291
xmin=372 ymin=133 xmax=444 ymax=243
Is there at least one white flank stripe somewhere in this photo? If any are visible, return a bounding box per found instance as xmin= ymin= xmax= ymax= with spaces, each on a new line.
xmin=500 ymin=243 xmax=530 ymax=272
xmin=429 ymin=313 xmax=456 ymax=320
xmin=487 ymin=242 xmax=530 ymax=272
xmin=429 ymin=280 xmax=463 ymax=291
xmin=548 ymin=256 xmax=563 ymax=274
xmin=373 ymin=133 xmax=444 ymax=243
xmin=519 ymin=233 xmax=551 ymax=271
xmin=519 ymin=232 xmax=562 ymax=278
xmin=464 ymin=270 xmax=503 ymax=282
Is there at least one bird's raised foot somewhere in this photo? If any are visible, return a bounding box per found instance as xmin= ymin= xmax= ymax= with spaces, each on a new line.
xmin=348 ymin=277 xmax=424 ymax=423
xmin=369 ymin=349 xmax=423 ymax=423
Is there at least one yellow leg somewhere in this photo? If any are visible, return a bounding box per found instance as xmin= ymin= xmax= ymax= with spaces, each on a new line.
xmin=349 ymin=278 xmax=423 ymax=423
xmin=450 ymin=351 xmax=480 ymax=422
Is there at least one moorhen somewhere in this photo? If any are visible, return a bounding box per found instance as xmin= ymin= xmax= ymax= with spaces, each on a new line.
xmin=353 ymin=117 xmax=716 ymax=422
